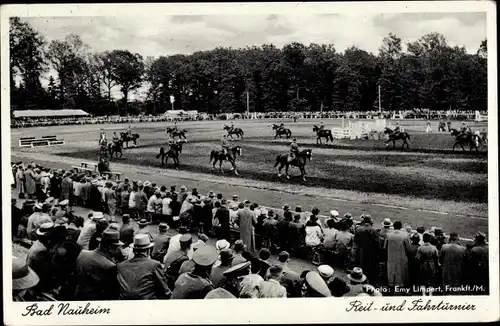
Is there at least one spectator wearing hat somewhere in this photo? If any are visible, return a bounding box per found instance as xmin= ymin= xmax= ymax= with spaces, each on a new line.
xmin=167 ymin=226 xmax=188 ymax=254
xmin=416 ymin=232 xmax=439 ymax=294
xmin=385 ymin=220 xmax=411 ymax=291
xmin=201 ymin=196 xmax=214 ymax=235
xmin=178 ymin=185 xmax=188 ymax=204
xmin=164 ymin=234 xmax=193 ymax=288
xmin=120 ymin=183 xmax=130 ymax=214
xmin=214 ymin=200 xmax=231 ymax=241
xmin=23 ymin=164 xmax=37 ymax=199
xmin=74 ymin=229 xmax=124 ymax=300
xmin=77 ymin=212 xmax=104 ymax=250
xmin=276 ymin=251 xmax=301 ymax=297
xmin=433 ymin=227 xmax=447 ymax=251
xmin=180 ymin=242 xmax=206 ymax=274
xmin=328 ymin=277 xmax=351 ymax=297
xmin=151 ymin=223 xmax=170 ymax=262
xmin=171 ymin=246 xmax=218 ymax=299
xmin=222 ymin=261 xmax=252 ymax=297
xmin=104 ymin=182 xmax=117 ymax=222
xmin=345 ymin=267 xmax=368 ymax=297
xmin=259 ymin=265 xmax=287 ymax=298
xmin=440 ymin=232 xmax=467 ymax=294
xmin=231 ymin=240 xmax=248 ymax=266
xmin=262 ymin=210 xmax=278 ymax=249
xmin=27 ymin=202 xmax=52 ymax=240
xmin=467 ymin=232 xmax=488 ymax=294
xmin=318 ymin=265 xmax=334 ymax=284
xmin=26 ymin=222 xmax=56 ymax=291
xmin=88 ymin=218 xmax=110 ymax=251
xmin=60 ymin=171 xmax=73 ymax=204
xmin=323 ymin=218 xmax=338 ymax=251
xmin=210 ymin=248 xmax=234 ymax=288
xmin=12 ymin=257 xmax=40 ymax=302
xmin=235 ymin=200 xmax=256 ymax=253
xmin=205 ymin=287 xmax=236 ymax=299
xmin=161 ymin=191 xmax=173 ymax=223
xmin=353 ymin=215 xmax=380 ymax=285
xmin=147 ymin=189 xmax=162 ymax=223
xmin=303 ymin=271 xmax=331 ymax=297
xmin=136 ymin=218 xmax=154 ymax=242
xmin=117 ymin=234 xmax=171 ymax=299
xmin=407 ymin=232 xmax=421 ymax=289
xmin=88 ymin=179 xmax=104 ymax=212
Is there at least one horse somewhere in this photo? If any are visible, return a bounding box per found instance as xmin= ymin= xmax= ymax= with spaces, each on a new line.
xmin=450 ymin=128 xmax=481 ymax=151
xmin=274 ymin=148 xmax=312 ymax=181
xmin=272 ymin=124 xmax=292 ymax=139
xmin=107 ymin=140 xmax=123 ymax=160
xmin=166 ymin=128 xmax=188 ymax=141
xmin=156 ymin=141 xmax=184 ymax=169
xmin=437 ymin=121 xmax=447 ymax=132
xmin=120 ymin=132 xmax=140 ymax=148
xmin=312 ymin=125 xmax=333 ymax=144
xmin=209 ymin=146 xmax=242 ymax=175
xmin=223 ymin=125 xmax=244 ymax=140
xmin=384 ymin=127 xmax=410 ymax=149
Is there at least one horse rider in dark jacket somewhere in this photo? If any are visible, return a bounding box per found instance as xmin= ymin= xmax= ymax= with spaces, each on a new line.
xmin=221 ymin=134 xmax=231 ymax=159
xmin=167 ymin=134 xmax=177 ymax=152
xmin=460 ymin=122 xmax=471 ymax=137
xmin=289 ymin=139 xmax=299 ymax=163
xmin=393 ymin=122 xmax=401 ymax=135
xmin=126 ymin=125 xmax=132 ymax=137
xmin=319 ymin=121 xmax=325 ymax=130
xmin=112 ymin=132 xmax=119 ymax=145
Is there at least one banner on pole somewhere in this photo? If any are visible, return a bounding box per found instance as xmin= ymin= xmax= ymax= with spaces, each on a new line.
xmin=170 ymin=95 xmax=175 ymax=103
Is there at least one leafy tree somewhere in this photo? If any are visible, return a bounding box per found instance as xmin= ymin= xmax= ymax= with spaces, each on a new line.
xmin=111 ymin=50 xmax=145 ymax=114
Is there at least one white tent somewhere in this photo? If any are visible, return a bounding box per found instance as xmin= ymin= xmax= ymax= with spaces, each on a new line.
xmin=13 ymin=109 xmax=90 ymax=118
xmin=164 ymin=110 xmax=186 ymax=116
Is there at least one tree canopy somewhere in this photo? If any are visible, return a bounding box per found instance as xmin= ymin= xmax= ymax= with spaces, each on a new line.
xmin=10 ymin=17 xmax=487 ymax=116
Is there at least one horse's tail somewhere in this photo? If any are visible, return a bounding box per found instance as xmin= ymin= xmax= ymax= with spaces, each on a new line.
xmin=156 ymin=147 xmax=164 ymax=159
xmin=274 ymin=155 xmax=282 ymax=167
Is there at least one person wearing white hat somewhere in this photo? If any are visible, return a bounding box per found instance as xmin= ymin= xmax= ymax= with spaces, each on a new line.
xmin=26 ymin=222 xmax=55 ymax=291
xmin=117 ymin=234 xmax=171 ymax=299
xmin=317 ymin=264 xmax=334 ymax=284
xmin=26 ymin=202 xmax=52 ymax=240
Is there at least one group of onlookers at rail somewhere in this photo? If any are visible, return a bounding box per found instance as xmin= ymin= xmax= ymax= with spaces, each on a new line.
xmin=10 ymin=109 xmax=484 ymax=128
xmin=11 ymin=161 xmax=489 ymax=301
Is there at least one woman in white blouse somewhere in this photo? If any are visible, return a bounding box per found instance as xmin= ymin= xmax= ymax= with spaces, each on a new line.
xmin=305 ymin=215 xmax=324 ymax=247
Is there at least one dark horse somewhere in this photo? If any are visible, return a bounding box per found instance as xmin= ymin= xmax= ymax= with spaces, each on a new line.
xmin=166 ymin=128 xmax=188 ymax=140
xmin=223 ymin=125 xmax=244 ymax=140
xmin=272 ymin=124 xmax=292 ymax=139
xmin=120 ymin=132 xmax=140 ymax=148
xmin=450 ymin=128 xmax=481 ymax=151
xmin=274 ymin=149 xmax=312 ymax=181
xmin=156 ymin=141 xmax=184 ymax=169
xmin=384 ymin=127 xmax=410 ymax=149
xmin=312 ymin=125 xmax=333 ymax=144
xmin=108 ymin=140 xmax=123 ymax=160
xmin=209 ymin=146 xmax=242 ymax=175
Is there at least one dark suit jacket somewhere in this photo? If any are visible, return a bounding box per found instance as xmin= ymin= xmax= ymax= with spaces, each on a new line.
xmin=74 ymin=249 xmax=119 ymax=300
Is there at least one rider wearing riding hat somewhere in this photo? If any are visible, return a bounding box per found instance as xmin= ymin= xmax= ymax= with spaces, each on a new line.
xmin=230 ymin=121 xmax=235 ymax=131
xmin=221 ymin=134 xmax=230 ymax=157
xmin=99 ymin=129 xmax=107 ymax=146
xmin=279 ymin=122 xmax=285 ymax=130
xmin=127 ymin=125 xmax=132 ymax=136
xmin=319 ymin=121 xmax=325 ymax=130
xmin=289 ymin=138 xmax=299 ymax=163
xmin=112 ymin=132 xmax=119 ymax=144
xmin=393 ymin=122 xmax=401 ymax=135
xmin=460 ymin=122 xmax=471 ymax=136
xmin=167 ymin=133 xmax=177 ymax=151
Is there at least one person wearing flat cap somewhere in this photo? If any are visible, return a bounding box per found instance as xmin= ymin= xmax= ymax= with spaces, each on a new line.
xmin=151 ymin=223 xmax=170 ymax=263
xmin=210 ymin=248 xmax=235 ymax=288
xmin=259 ymin=265 xmax=287 ymax=298
xmin=318 ymin=264 xmax=334 ymax=284
xmin=117 ymin=234 xmax=171 ymax=299
xmin=220 ymin=261 xmax=252 ymax=297
xmin=12 ymin=257 xmax=40 ymax=302
xmin=74 ymin=229 xmax=124 ymax=300
xmin=345 ymin=267 xmax=369 ymax=297
xmin=171 ymin=246 xmax=218 ymax=299
xmin=467 ymin=231 xmax=488 ymax=294
xmin=302 ymin=271 xmax=331 ymax=297
xmin=164 ymin=234 xmax=193 ymax=289
xmin=179 ymin=242 xmax=206 ymax=275
xmin=353 ymin=214 xmax=380 ymax=285
xmin=26 ymin=222 xmax=55 ymax=291
xmin=136 ymin=218 xmax=154 ymax=242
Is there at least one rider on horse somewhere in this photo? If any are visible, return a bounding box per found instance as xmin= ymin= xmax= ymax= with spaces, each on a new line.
xmin=167 ymin=133 xmax=177 ymax=151
xmin=460 ymin=122 xmax=471 ymax=137
xmin=319 ymin=121 xmax=325 ymax=130
xmin=393 ymin=122 xmax=401 ymax=135
xmin=221 ymin=134 xmax=231 ymax=158
xmin=288 ymin=138 xmax=299 ymax=163
xmin=99 ymin=130 xmax=107 ymax=147
xmin=230 ymin=121 xmax=235 ymax=131
xmin=112 ymin=132 xmax=119 ymax=145
xmin=126 ymin=125 xmax=132 ymax=137
xmin=278 ymin=122 xmax=285 ymax=130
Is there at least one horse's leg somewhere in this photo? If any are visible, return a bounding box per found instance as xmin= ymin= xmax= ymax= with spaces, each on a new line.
xmin=277 ymin=163 xmax=283 ymax=177
xmin=453 ymin=143 xmax=457 ymax=151
xmin=393 ymin=139 xmax=396 ymax=149
xmin=285 ymin=164 xmax=290 ymax=179
xmin=301 ymin=166 xmax=306 ymax=182
xmin=212 ymin=158 xmax=217 ymax=171
xmin=232 ymin=160 xmax=239 ymax=176
xmin=219 ymin=160 xmax=223 ymax=174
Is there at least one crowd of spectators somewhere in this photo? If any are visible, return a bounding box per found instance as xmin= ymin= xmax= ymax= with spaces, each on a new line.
xmin=11 ymin=161 xmax=489 ymax=301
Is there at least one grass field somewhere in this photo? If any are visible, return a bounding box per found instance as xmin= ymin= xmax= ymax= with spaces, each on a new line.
xmin=10 ymin=118 xmax=489 ymax=239
xmin=44 ymin=119 xmax=488 ymax=204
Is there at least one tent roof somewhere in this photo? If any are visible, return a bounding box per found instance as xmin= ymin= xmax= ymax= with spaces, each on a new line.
xmin=13 ymin=109 xmax=90 ymax=118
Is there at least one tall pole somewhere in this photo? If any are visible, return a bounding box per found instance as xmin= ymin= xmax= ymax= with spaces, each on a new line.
xmin=378 ymin=85 xmax=381 ymax=113
xmin=246 ymin=88 xmax=249 ymax=115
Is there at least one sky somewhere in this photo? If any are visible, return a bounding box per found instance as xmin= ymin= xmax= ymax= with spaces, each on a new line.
xmin=22 ymin=12 xmax=487 ymax=100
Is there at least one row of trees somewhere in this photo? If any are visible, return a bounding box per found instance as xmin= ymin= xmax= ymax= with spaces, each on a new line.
xmin=10 ymin=17 xmax=487 ymax=116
